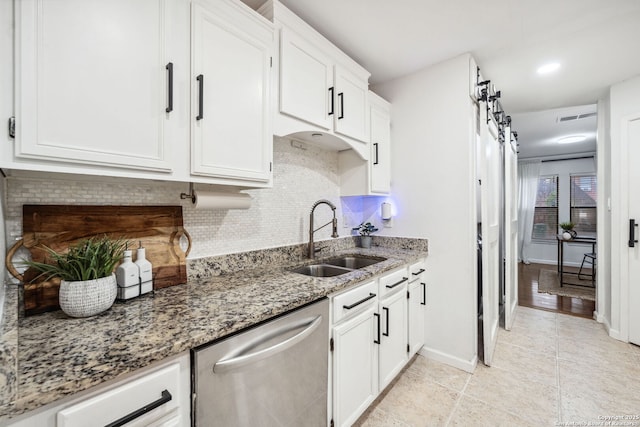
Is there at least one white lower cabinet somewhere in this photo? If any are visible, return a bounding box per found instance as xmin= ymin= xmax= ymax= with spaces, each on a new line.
xmin=332 ymin=303 xmax=379 ymax=427
xmin=408 ymin=260 xmax=427 ymax=357
xmin=331 ymin=267 xmax=411 ymax=427
xmin=378 ymin=286 xmax=408 ymax=390
xmin=9 ymin=353 xmax=190 ymax=427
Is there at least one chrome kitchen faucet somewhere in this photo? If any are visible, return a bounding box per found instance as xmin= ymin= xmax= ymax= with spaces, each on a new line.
xmin=308 ymin=199 xmax=339 ymax=259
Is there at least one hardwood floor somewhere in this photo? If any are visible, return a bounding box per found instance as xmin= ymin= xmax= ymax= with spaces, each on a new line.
xmin=518 ymin=262 xmax=595 ymax=318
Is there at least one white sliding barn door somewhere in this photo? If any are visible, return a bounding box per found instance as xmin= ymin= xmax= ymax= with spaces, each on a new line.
xmin=480 ymin=107 xmax=501 ymax=365
xmin=504 ymin=128 xmax=518 ymax=330
xmin=627 ymin=115 xmax=640 ymax=346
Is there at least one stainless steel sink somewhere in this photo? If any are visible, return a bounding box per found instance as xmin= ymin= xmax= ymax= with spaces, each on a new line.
xmin=290 ymin=264 xmax=354 ymax=277
xmin=290 ymin=255 xmax=387 ymax=277
xmin=323 ymin=255 xmax=387 ymax=269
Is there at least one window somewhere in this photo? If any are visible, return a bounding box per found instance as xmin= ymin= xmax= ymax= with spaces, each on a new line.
xmin=571 ymin=174 xmax=597 ymax=233
xmin=532 ymin=176 xmax=558 ymax=240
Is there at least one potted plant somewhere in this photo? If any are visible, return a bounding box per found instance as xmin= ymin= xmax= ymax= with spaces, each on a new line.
xmin=22 ymin=236 xmax=127 ymax=317
xmin=353 ymin=222 xmax=379 ymax=249
xmin=559 ymin=221 xmax=577 ymax=240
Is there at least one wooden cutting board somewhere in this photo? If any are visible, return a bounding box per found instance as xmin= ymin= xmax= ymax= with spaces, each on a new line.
xmin=7 ymin=205 xmax=191 ymax=316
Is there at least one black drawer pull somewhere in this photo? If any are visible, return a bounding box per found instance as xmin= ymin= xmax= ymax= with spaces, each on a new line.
xmin=165 ymin=62 xmax=173 ymax=113
xmin=338 ymin=92 xmax=344 ymax=119
xmin=328 ymin=87 xmax=334 ymax=115
xmin=412 ymin=268 xmax=426 ymax=276
xmin=105 ymin=389 xmax=172 ymax=427
xmin=382 ymin=307 xmax=390 ymax=337
xmin=343 ymin=293 xmax=376 ymax=310
xmin=196 ymin=74 xmax=204 ymax=120
xmin=421 ymin=282 xmax=426 ymax=305
xmin=386 ymin=277 xmax=408 ymax=289
xmin=373 ymin=313 xmax=380 ymax=344
xmin=373 ymin=143 xmax=379 ymax=165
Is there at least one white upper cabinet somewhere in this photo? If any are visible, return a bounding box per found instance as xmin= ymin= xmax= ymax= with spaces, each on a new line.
xmin=339 ymin=91 xmax=391 ymax=196
xmin=259 ymin=0 xmax=371 ymax=159
xmin=191 ymin=0 xmax=273 ymax=185
xmin=369 ymin=92 xmax=391 ymax=194
xmin=279 ymin=28 xmax=333 ymax=130
xmin=333 ymin=66 xmax=369 ymax=143
xmin=14 ymin=0 xmax=189 ymax=173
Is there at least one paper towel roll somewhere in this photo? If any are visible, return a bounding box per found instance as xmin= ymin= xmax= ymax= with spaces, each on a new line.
xmin=193 ymin=191 xmax=252 ymax=210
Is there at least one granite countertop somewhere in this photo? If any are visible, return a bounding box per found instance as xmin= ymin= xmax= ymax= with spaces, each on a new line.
xmin=0 ymin=242 xmax=427 ymax=421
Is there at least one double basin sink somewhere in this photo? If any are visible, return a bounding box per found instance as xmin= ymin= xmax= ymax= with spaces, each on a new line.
xmin=291 ymin=255 xmax=387 ymax=277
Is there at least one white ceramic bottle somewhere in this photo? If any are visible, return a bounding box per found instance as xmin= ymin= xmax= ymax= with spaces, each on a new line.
xmin=116 ymin=249 xmax=140 ymax=300
xmin=135 ymin=243 xmax=153 ymax=295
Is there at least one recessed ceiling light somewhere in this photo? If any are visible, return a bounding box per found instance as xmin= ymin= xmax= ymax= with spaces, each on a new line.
xmin=558 ymin=135 xmax=586 ymax=144
xmin=537 ymin=62 xmax=561 ymax=75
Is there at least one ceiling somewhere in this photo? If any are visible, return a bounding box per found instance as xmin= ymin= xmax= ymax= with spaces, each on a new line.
xmin=242 ymin=0 xmax=640 ymax=156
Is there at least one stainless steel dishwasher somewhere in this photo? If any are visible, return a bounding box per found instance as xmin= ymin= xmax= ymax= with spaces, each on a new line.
xmin=192 ymin=298 xmax=329 ymax=426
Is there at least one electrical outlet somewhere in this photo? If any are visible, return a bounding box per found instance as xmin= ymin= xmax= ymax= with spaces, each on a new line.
xmin=342 ymin=214 xmax=350 ymax=228
xmin=383 ymin=218 xmax=394 ymax=228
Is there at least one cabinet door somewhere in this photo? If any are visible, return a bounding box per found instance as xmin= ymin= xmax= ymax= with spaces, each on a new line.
xmin=333 ymin=305 xmax=379 ymax=427
xmin=191 ymin=1 xmax=273 ymax=183
xmin=334 ymin=66 xmax=368 ymax=143
xmin=378 ymin=287 xmax=408 ymax=390
xmin=280 ymin=28 xmax=333 ymax=131
xmin=369 ymin=100 xmax=391 ymax=194
xmin=408 ymin=278 xmax=426 ymax=356
xmin=15 ymin=0 xmax=186 ymax=172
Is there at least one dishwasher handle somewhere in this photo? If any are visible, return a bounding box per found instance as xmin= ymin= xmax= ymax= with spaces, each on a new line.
xmin=213 ymin=315 xmax=322 ymax=374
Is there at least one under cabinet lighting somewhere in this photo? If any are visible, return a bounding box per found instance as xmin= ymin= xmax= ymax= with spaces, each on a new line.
xmin=557 ymin=135 xmax=586 ymax=144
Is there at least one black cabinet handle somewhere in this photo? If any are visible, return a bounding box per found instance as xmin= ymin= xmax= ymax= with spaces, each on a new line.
xmin=421 ymin=282 xmax=426 ymax=306
xmin=382 ymin=307 xmax=390 ymax=337
xmin=105 ymin=390 xmax=172 ymax=427
xmin=386 ymin=277 xmax=408 ymax=289
xmin=343 ymin=293 xmax=376 ymax=310
xmin=196 ymin=74 xmax=204 ymax=120
xmin=630 ymin=219 xmax=638 ymax=247
xmin=412 ymin=268 xmax=426 ymax=276
xmin=338 ymin=92 xmax=344 ymax=119
xmin=373 ymin=313 xmax=380 ymax=344
xmin=165 ymin=62 xmax=173 ymax=113
xmin=373 ymin=143 xmax=379 ymax=165
xmin=328 ymin=87 xmax=334 ymax=116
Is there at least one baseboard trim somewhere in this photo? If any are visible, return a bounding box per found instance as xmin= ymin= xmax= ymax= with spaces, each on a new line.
xmin=419 ymin=346 xmax=477 ymax=373
xmin=527 ymin=258 xmax=582 ymax=268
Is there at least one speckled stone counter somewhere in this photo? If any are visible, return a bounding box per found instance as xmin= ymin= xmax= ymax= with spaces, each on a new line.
xmin=0 ymin=237 xmax=427 ymax=421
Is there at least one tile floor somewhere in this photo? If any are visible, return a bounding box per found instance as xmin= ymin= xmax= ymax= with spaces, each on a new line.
xmin=354 ymin=306 xmax=640 ymax=427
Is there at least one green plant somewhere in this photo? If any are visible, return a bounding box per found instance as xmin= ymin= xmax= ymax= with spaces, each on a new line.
xmin=21 ymin=236 xmax=128 ymax=282
xmin=352 ymin=222 xmax=379 ymax=236
xmin=559 ymin=221 xmax=575 ymax=231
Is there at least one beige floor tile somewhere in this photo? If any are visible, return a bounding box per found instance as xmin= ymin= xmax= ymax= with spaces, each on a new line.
xmin=558 ymin=335 xmax=640 ymax=368
xmin=465 ymin=364 xmax=559 ymax=426
xmin=353 ymin=406 xmax=411 ymax=427
xmin=404 ymin=355 xmax=471 ymax=393
xmin=448 ymin=395 xmax=539 ymax=427
xmin=489 ymin=339 xmax=558 ymax=387
xmin=497 ymin=325 xmax=557 ymax=356
xmin=375 ymin=372 xmax=460 ymax=427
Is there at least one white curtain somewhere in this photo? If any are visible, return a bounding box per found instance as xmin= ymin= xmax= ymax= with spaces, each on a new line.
xmin=517 ymin=161 xmax=542 ymax=263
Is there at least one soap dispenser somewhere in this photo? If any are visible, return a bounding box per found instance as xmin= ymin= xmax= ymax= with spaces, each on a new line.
xmin=135 ymin=241 xmax=153 ymax=295
xmin=116 ymin=249 xmax=140 ymax=300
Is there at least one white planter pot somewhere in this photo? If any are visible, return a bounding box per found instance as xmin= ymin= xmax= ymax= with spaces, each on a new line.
xmin=59 ymin=273 xmax=117 ymax=318
xmin=360 ymin=236 xmax=372 ymax=249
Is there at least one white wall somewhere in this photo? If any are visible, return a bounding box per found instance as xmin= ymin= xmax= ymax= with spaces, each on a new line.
xmin=374 ymin=54 xmax=478 ymax=371
xmin=524 ymin=158 xmax=597 ymax=266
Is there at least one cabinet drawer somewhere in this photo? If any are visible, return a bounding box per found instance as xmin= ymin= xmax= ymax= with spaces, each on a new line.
xmin=378 ymin=267 xmax=409 ymax=298
xmin=57 ymin=362 xmax=182 ymax=427
xmin=408 ymin=260 xmax=426 ymax=282
xmin=333 ymin=280 xmax=378 ymax=324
